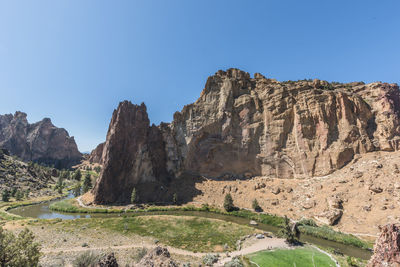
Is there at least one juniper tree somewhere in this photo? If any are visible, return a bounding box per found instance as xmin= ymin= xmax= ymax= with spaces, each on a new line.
xmin=0 ymin=227 xmax=41 ymax=267
xmin=224 ymin=193 xmax=234 ymax=212
xmin=1 ymin=190 xmax=10 ymax=202
xmin=82 ymin=173 xmax=92 ymax=193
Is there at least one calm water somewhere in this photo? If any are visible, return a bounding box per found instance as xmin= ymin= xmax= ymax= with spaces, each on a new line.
xmin=9 ymin=196 xmax=372 ymax=260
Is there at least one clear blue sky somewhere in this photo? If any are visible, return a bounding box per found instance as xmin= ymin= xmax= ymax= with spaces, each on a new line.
xmin=0 ymin=1 xmax=399 ymax=152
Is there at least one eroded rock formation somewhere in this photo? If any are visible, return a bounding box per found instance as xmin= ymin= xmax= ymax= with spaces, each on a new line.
xmin=368 ymin=224 xmax=400 ymax=267
xmin=88 ymin=142 xmax=104 ymax=164
xmin=93 ymin=68 xmax=400 ymax=204
xmin=92 ymin=101 xmax=169 ymax=203
xmin=0 ymin=111 xmax=82 ymax=168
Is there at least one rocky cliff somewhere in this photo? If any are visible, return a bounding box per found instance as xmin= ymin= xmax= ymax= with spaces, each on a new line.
xmin=92 ymin=102 xmax=169 ymax=203
xmin=0 ymin=112 xmax=82 ymax=169
xmin=93 ymin=68 xmax=400 ymax=204
xmin=368 ymin=224 xmax=400 ymax=266
xmin=88 ymin=142 xmax=104 ymax=164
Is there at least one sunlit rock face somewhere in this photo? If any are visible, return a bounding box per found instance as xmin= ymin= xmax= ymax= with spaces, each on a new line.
xmin=0 ymin=111 xmax=82 ymax=169
xmin=92 ymin=68 xmax=400 ymax=204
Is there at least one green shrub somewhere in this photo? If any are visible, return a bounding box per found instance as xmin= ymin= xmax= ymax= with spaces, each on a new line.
xmin=224 ymin=256 xmax=244 ymax=267
xmin=203 ymin=254 xmax=219 ymax=266
xmin=224 ymin=193 xmax=234 ymax=212
xmin=278 ymin=216 xmax=299 ymax=244
xmin=132 ymin=247 xmax=147 ymax=262
xmin=298 ymin=225 xmax=370 ymax=249
xmin=297 ymin=218 xmax=317 ymax=227
xmin=347 ymin=256 xmax=361 ymax=266
xmin=2 ymin=190 xmax=10 ymax=202
xmin=252 ymin=198 xmax=262 ymax=212
xmin=0 ymin=227 xmax=41 ymax=267
xmin=72 ymin=251 xmax=99 ymax=267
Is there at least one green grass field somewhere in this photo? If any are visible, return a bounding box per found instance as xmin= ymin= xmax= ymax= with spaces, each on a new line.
xmin=249 ymin=247 xmax=336 ymax=267
xmin=39 ymin=215 xmax=256 ymax=252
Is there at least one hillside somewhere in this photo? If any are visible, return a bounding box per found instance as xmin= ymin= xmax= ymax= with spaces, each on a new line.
xmin=0 ymin=148 xmax=59 ymax=198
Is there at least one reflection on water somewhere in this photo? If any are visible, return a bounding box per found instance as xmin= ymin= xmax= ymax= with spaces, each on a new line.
xmin=10 ymin=193 xmax=90 ymax=220
xmin=9 ymin=195 xmax=372 ymax=260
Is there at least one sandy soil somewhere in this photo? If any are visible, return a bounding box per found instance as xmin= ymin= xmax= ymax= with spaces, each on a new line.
xmin=185 ymin=151 xmax=400 ymax=238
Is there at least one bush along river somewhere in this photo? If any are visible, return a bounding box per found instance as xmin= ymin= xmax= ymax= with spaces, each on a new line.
xmin=9 ymin=193 xmax=372 ymax=260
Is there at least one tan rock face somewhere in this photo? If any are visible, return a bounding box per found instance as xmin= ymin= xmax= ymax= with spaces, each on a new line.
xmin=368 ymin=224 xmax=400 ymax=267
xmin=92 ymin=68 xmax=400 ymax=204
xmin=0 ymin=111 xmax=82 ymax=168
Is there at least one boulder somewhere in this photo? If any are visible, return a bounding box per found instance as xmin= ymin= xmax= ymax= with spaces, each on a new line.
xmin=135 ymin=246 xmax=177 ymax=267
xmin=96 ymin=252 xmax=118 ymax=267
xmin=315 ymin=209 xmax=343 ymax=225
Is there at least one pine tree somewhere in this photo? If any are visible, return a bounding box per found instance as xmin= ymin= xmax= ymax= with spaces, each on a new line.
xmin=15 ymin=190 xmax=23 ymax=201
xmin=73 ymin=183 xmax=81 ymax=197
xmin=56 ymin=177 xmax=64 ymax=194
xmin=82 ymin=173 xmax=92 ymax=193
xmin=10 ymin=187 xmax=17 ymax=197
xmin=2 ymin=190 xmax=10 ymax=202
xmin=73 ymin=169 xmax=82 ymax=181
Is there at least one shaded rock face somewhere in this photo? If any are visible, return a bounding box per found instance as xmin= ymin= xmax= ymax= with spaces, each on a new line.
xmin=89 ymin=142 xmax=104 ymax=164
xmin=368 ymin=224 xmax=400 ymax=267
xmin=92 ymin=101 xmax=169 ymax=204
xmin=0 ymin=112 xmax=82 ymax=169
xmin=93 ymin=68 xmax=400 ymax=204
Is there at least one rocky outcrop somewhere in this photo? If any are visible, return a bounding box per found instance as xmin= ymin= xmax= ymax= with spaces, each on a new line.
xmin=315 ymin=195 xmax=343 ymax=225
xmin=93 ymin=69 xmax=400 ymax=204
xmin=92 ymin=101 xmax=169 ymax=204
xmin=135 ymin=247 xmax=177 ymax=267
xmin=89 ymin=142 xmax=104 ymax=164
xmin=96 ymin=252 xmax=118 ymax=267
xmin=368 ymin=224 xmax=400 ymax=267
xmin=0 ymin=112 xmax=82 ymax=169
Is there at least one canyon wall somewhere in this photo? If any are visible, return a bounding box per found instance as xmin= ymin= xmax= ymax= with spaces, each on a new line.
xmin=0 ymin=111 xmax=82 ymax=169
xmin=93 ymin=69 xmax=400 ymax=203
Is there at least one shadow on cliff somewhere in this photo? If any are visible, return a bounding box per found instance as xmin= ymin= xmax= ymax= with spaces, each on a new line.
xmin=134 ymin=173 xmax=205 ymax=205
